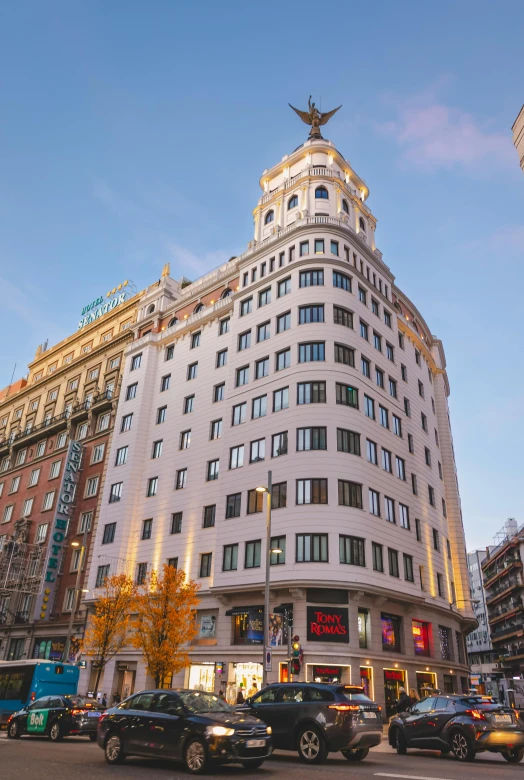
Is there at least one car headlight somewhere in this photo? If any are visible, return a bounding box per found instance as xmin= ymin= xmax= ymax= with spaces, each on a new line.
xmin=266 ymin=726 xmax=272 ymax=735
xmin=206 ymin=726 xmax=235 ymax=737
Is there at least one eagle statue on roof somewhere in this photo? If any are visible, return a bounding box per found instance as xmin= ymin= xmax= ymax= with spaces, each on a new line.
xmin=289 ymin=96 xmax=342 ymax=139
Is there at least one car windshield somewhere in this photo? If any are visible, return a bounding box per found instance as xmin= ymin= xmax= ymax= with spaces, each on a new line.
xmin=178 ymin=691 xmax=233 ymax=714
xmin=63 ymin=696 xmax=98 ymax=708
xmin=338 ymin=686 xmax=372 ymax=703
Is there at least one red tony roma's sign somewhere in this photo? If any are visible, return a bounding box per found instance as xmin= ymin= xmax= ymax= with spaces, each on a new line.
xmin=307 ymin=606 xmax=349 ymax=643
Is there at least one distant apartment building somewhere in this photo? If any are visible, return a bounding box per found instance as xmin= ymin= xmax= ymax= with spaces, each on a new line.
xmin=482 ymin=519 xmax=524 ymax=679
xmin=512 ymin=106 xmax=524 ymax=172
xmin=0 ymin=283 xmax=140 ymax=662
xmin=467 ymin=549 xmax=496 ymax=666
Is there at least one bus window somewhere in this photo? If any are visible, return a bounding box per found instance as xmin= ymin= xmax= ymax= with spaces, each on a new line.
xmin=0 ymin=673 xmax=9 ymax=700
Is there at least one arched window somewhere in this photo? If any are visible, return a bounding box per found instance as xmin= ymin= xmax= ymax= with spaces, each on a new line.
xmin=315 ymin=186 xmax=329 ymax=199
xmin=264 ymin=210 xmax=274 ymax=225
xmin=168 ymin=316 xmax=178 ymax=328
xmin=221 ymin=288 xmax=232 ymax=299
xmin=194 ymin=303 xmax=204 ymax=314
xmin=288 ymin=194 xmax=299 ymax=210
xmin=359 ymin=217 xmax=366 ymax=232
xmin=342 ymin=199 xmax=349 ymax=214
xmin=147 ymin=304 xmax=155 ymax=315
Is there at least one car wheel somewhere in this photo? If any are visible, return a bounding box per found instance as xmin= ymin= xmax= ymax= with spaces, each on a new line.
xmin=451 ymin=730 xmax=475 ymax=762
xmin=184 ymin=738 xmax=208 ymax=774
xmin=297 ymin=726 xmax=327 ymax=764
xmin=502 ymin=748 xmax=524 ymax=763
xmin=7 ymin=721 xmax=21 ymax=739
xmin=241 ymin=760 xmax=265 ymax=769
xmin=394 ymin=728 xmax=407 ymax=755
xmin=341 ymin=747 xmax=369 ymax=761
xmin=49 ymin=721 xmax=63 ymax=742
xmin=89 ymin=733 xmax=97 ymax=742
xmin=105 ymin=733 xmax=126 ymax=764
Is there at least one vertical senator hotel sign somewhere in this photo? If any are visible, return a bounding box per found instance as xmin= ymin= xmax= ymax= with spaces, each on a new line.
xmin=33 ymin=441 xmax=84 ymax=621
xmin=307 ymin=606 xmax=349 ymax=643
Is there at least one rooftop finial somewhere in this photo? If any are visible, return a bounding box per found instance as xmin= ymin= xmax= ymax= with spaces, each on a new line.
xmin=289 ymin=96 xmax=341 ymax=139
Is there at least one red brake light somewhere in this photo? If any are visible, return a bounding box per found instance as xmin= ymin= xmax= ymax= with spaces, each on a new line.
xmin=465 ymin=709 xmax=486 ymax=720
xmin=328 ymin=704 xmax=360 ymax=711
xmin=72 ymin=709 xmax=87 ymax=716
xmin=30 ymin=691 xmax=36 ymax=702
xmin=98 ymin=712 xmax=108 ymax=724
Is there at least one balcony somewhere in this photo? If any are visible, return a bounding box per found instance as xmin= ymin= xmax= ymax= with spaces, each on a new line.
xmin=491 ymin=623 xmax=524 ymax=642
xmin=486 ymin=577 xmax=524 ymax=606
xmin=91 ymin=389 xmax=114 ymax=412
xmin=71 ymin=399 xmax=91 ymax=420
xmin=7 ymin=411 xmax=70 ymax=450
xmin=483 ymin=558 xmax=523 ymax=589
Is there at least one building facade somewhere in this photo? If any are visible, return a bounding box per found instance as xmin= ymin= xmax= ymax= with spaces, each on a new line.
xmin=512 ymin=105 xmax=524 ymax=172
xmin=0 ymin=285 xmax=140 ymax=662
xmin=84 ymin=131 xmax=474 ymax=716
xmin=482 ymin=519 xmax=524 ymax=679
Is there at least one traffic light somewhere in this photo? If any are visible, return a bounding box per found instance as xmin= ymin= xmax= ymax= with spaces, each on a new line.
xmin=292 ymin=635 xmax=302 ymax=674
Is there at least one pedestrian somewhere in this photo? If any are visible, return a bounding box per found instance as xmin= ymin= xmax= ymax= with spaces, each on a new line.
xmin=102 ymin=693 xmax=107 ymax=707
xmin=96 ymin=691 xmax=103 ymax=704
xmin=112 ymin=691 xmax=121 ymax=705
xmin=236 ymin=685 xmax=245 ymax=705
xmin=218 ymin=689 xmax=225 ymax=700
xmin=396 ymin=687 xmax=411 ymax=713
xmin=409 ymin=688 xmax=420 ymax=706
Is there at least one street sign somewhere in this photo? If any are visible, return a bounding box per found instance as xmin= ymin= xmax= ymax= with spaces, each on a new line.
xmin=265 ymin=648 xmax=272 ymax=672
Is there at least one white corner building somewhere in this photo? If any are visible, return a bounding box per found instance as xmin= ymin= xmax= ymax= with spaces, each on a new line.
xmin=83 ymin=126 xmax=474 ymax=717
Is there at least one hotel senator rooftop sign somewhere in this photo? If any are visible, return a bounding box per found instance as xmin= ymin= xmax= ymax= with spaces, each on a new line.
xmin=78 ymin=280 xmax=131 ymax=329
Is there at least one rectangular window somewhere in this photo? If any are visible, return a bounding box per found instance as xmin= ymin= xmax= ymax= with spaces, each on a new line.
xmin=335 ymin=382 xmax=358 ymax=407
xmin=393 ymin=415 xmax=402 ymax=437
xmin=160 ymin=374 xmax=171 ymax=392
xmin=272 ymin=431 xmax=288 ymax=457
xmin=109 ymin=482 xmax=123 ymax=502
xmin=146 ymin=477 xmax=157 ymax=497
xmin=382 ymin=448 xmax=392 ymax=472
xmin=257 ymin=321 xmax=270 ymax=342
xmin=131 ymin=353 xmax=142 ymax=371
xmin=314 ymin=239 xmax=324 ymax=254
xmin=121 ymin=413 xmax=133 ymax=432
xmin=361 ymin=356 xmax=370 ymax=377
xmin=213 ymin=383 xmax=225 ymax=402
xmin=373 ymin=331 xmax=382 ymax=351
xmin=299 ymin=304 xmax=324 ymax=324
xmin=364 ymin=395 xmax=375 ymax=419
xmin=245 ymin=540 xmax=262 ymax=568
xmin=408 ymin=433 xmax=414 ymax=453
xmin=428 ymin=485 xmax=435 ymax=506
xmin=238 ymin=330 xmax=251 ymax=351
xmin=207 ymin=459 xmax=219 ymax=481
xmin=367 ymin=439 xmax=378 ymax=465
xmin=9 ymin=475 xmax=20 ymax=493
xmin=379 ymin=405 xmax=389 ymax=428
xmin=388 ymin=548 xmax=399 ymax=577
xmin=418 ymin=379 xmax=424 ymax=398
xmin=389 ymin=377 xmax=397 ymax=398
xmin=442 ymin=498 xmax=447 ymax=518
xmin=252 ymin=395 xmax=267 ymax=419
xmin=385 ymin=496 xmax=395 ymax=524
xmin=151 ymin=440 xmax=163 ymax=459
xmin=2 ymin=504 xmax=14 ymax=523
xmin=297 ymin=478 xmax=328 ymax=504
xmin=96 ymin=565 xmax=110 ymax=588
xmin=203 ymin=505 xmax=216 ymax=528
xmin=340 ymin=535 xmax=365 ymax=566
xmin=358 ymin=286 xmax=367 ymax=304
xmin=296 ymin=533 xmax=328 ymax=562
xmin=226 ymin=493 xmax=241 ymax=518
xmin=250 ymin=438 xmax=265 ymax=463
xmin=369 ymin=488 xmax=380 ymax=516
xmin=297 ymin=381 xmax=326 ymax=404
xmin=126 ymin=383 xmax=138 ymax=401
xmin=330 ymin=239 xmax=339 ymax=255
xmin=258 ymin=287 xmax=271 ymax=307
xmin=136 ymin=563 xmax=148 ymax=585
xmin=334 ymin=343 xmax=354 ymax=366
xmin=401 ymin=364 xmax=407 ymax=381
xmin=411 ymin=473 xmax=418 ymax=494
xmin=297 ymin=427 xmax=326 ymax=451
xmin=404 ymin=397 xmax=411 ymax=417
xmin=332 ymin=305 xmax=354 ymax=331
xmin=175 ymin=468 xmax=187 ymax=489
xmin=210 ymin=419 xmax=222 ymax=440
xmin=415 ymin=518 xmax=422 ymax=541
xmin=338 ymin=479 xmax=363 ymax=508
xmin=384 ymin=310 xmax=392 ymax=328
xmin=372 ymin=542 xmax=384 ymax=572
xmin=275 ymin=348 xmax=291 ymax=371
xmin=300 ymin=240 xmax=309 ymax=256
xmin=399 ymin=503 xmax=410 ymax=529
xmin=22 ymin=498 xmax=33 ymax=516
xmin=421 ymin=412 xmax=428 ymax=432
xmin=219 ymin=317 xmax=230 ymax=335
xmin=42 ymin=490 xmax=56 ymax=510
xmin=270 ymin=535 xmax=286 ymax=565
xmin=396 ymin=456 xmax=406 ymax=480
xmin=299 ymin=269 xmax=324 ymax=287
xmin=333 ymin=270 xmax=351 ymax=291
xmin=276 ymin=311 xmax=291 ymax=333
xmin=375 ymin=367 xmax=384 ymax=388
xmin=372 ymin=298 xmax=379 ymax=316
xmin=92 ymin=443 xmax=105 ymax=464
xmin=180 ymin=430 xmax=191 ymax=449
xmin=79 ymin=511 xmax=92 ymax=533
xmin=255 ymin=357 xmax=270 ymax=379
xmin=278 ymin=277 xmax=291 ymax=297
xmin=271 ymin=481 xmax=287 ymax=509
xmin=433 ymin=528 xmax=440 ymax=551
xmin=171 ymin=512 xmax=182 ymax=534
xmin=240 ymin=297 xmax=253 ymax=316
xmin=437 ymin=572 xmax=444 ymax=598
xmin=404 ymin=554 xmax=414 ymax=582
xmin=232 ymin=402 xmax=246 ymax=426
xmin=216 ymin=348 xmax=228 ymax=367
xmin=273 ymin=386 xmax=289 ymax=411
xmin=190 ymin=331 xmax=201 ymax=349
xmin=229 ymin=445 xmax=244 ymax=469
xmin=337 ymin=428 xmax=360 ymax=455
xmin=36 ymin=523 xmax=48 ymax=543
xmin=386 ymin=342 xmax=394 ymax=361
xmin=142 ymin=518 xmax=153 ymax=540
xmin=360 ymin=320 xmax=369 ymax=340
xmin=223 ymin=544 xmax=238 ymax=571
xmin=425 ymin=447 xmax=431 ymax=466
xmin=167 ymin=557 xmax=178 ymax=569
xmin=187 ymin=362 xmax=198 ymax=380
xmin=165 ymin=344 xmax=174 ymax=360
xmin=157 ymin=406 xmax=167 ymax=424
xmin=298 ymin=342 xmax=325 ymax=362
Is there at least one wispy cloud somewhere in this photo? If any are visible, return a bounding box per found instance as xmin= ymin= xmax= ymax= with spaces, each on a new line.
xmin=376 ymin=87 xmax=514 ymax=172
xmin=460 ymin=224 xmax=524 ymax=258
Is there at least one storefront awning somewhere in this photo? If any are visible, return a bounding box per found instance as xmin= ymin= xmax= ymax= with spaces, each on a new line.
xmin=225 ymin=605 xmax=263 ymax=616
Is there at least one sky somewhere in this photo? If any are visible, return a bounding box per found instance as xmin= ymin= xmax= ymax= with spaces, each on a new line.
xmin=0 ymin=0 xmax=523 ymax=550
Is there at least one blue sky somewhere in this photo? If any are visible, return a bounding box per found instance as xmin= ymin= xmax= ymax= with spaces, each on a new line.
xmin=1 ymin=0 xmax=523 ymax=549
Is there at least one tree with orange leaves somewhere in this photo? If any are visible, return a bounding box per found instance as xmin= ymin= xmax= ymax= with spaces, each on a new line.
xmin=82 ymin=572 xmax=137 ymax=694
xmin=131 ymin=564 xmax=200 ymax=688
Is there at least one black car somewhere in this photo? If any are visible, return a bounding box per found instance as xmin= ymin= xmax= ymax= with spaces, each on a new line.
xmin=6 ymin=695 xmax=103 ymax=741
xmin=237 ymin=682 xmax=382 ymax=763
xmin=97 ymin=689 xmax=272 ymax=773
xmin=389 ymin=693 xmax=524 ymax=762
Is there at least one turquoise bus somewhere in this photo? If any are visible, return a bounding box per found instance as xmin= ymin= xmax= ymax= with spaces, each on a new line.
xmin=0 ymin=660 xmax=79 ymax=725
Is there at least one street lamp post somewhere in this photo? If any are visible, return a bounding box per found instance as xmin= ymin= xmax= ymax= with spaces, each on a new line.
xmin=63 ymin=529 xmax=89 ymax=663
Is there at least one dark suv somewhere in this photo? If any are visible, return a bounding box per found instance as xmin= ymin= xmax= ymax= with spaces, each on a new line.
xmin=237 ymin=682 xmax=382 ymax=763
xmin=388 ymin=694 xmax=524 ymax=762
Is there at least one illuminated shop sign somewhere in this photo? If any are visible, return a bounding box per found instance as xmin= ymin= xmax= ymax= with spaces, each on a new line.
xmin=312 ymin=665 xmax=343 ymax=677
xmin=384 ymin=669 xmax=405 ymax=681
xmin=33 ymin=440 xmax=84 ymax=621
xmin=78 ymin=281 xmax=130 ymax=330
xmin=307 ymin=606 xmax=349 ymax=643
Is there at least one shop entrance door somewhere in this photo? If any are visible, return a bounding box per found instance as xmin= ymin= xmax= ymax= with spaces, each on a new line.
xmin=360 ymin=667 xmax=372 ymax=698
xmin=443 ymin=674 xmax=456 ymax=694
xmin=384 ymin=670 xmax=406 ymax=719
xmin=416 ymin=671 xmax=436 ymax=699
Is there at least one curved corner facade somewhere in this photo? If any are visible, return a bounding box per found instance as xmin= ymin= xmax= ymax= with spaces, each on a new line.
xmin=84 ymin=136 xmax=473 ymax=716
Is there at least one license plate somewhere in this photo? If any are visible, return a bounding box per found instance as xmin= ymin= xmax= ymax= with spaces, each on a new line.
xmin=88 ymin=712 xmax=101 ymax=717
xmin=363 ymin=711 xmax=376 ymax=719
xmin=246 ymin=739 xmax=266 ymax=748
xmin=494 ymin=714 xmax=512 ymax=724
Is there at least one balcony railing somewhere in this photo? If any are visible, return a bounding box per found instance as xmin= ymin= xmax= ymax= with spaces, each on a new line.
xmin=486 ymin=577 xmax=524 ymax=604
xmin=14 ymin=611 xmax=29 ymax=624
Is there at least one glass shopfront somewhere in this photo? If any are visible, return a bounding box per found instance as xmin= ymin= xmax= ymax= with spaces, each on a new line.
xmin=360 ymin=666 xmax=373 ymax=698
xmin=308 ymin=665 xmax=346 ymax=683
xmin=412 ymin=620 xmax=430 ymax=657
xmin=416 ymin=671 xmax=437 ymax=698
xmin=383 ymin=668 xmax=406 ymax=719
xmin=188 ymin=663 xmax=215 ymax=692
xmin=381 ymin=613 xmax=402 ymax=652
xmin=226 ymin=662 xmax=263 ymax=705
